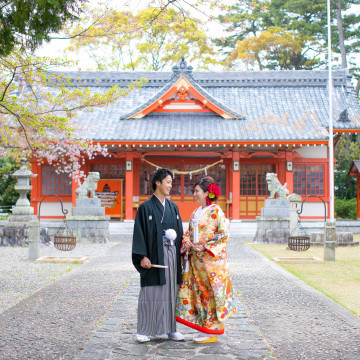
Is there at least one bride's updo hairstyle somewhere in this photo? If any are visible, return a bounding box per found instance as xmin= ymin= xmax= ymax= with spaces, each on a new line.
xmin=195 ymin=176 xmax=220 ymax=202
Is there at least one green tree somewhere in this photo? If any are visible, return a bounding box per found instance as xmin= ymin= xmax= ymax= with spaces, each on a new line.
xmin=0 ymin=0 xmax=85 ymax=56
xmin=217 ymin=0 xmax=360 ymax=90
xmin=65 ymin=6 xmax=218 ymax=71
xmin=0 ymin=157 xmax=18 ymax=211
xmin=226 ymin=26 xmax=318 ymax=70
xmin=335 ymin=197 xmax=357 ymax=219
xmin=334 ymin=134 xmax=360 ymax=199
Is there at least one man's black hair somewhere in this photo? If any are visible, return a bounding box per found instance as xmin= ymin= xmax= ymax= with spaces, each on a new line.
xmin=151 ymin=168 xmax=174 ymax=191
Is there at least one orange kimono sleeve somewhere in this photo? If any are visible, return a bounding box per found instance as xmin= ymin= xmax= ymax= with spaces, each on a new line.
xmin=203 ymin=207 xmax=229 ymax=257
xmin=181 ymin=228 xmax=191 ymax=254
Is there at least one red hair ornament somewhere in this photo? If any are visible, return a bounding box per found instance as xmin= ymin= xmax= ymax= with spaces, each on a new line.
xmin=206 ymin=184 xmax=221 ymax=206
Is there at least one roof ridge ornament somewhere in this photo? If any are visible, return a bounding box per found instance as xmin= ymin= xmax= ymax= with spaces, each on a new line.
xmin=172 ymin=55 xmax=193 ymax=79
xmin=338 ymin=109 xmax=349 ymax=122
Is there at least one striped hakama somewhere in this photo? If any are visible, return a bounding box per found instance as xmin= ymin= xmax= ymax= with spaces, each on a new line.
xmin=137 ymin=239 xmax=178 ymax=336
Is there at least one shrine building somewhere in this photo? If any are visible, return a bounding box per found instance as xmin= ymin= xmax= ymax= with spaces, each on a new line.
xmin=30 ymin=59 xmax=360 ymax=221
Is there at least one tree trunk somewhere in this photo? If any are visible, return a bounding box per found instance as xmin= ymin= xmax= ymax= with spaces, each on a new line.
xmin=336 ymin=0 xmax=347 ymax=68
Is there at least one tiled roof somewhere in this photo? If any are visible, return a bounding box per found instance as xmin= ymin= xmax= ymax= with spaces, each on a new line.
xmin=79 ymin=112 xmax=327 ymax=142
xmin=60 ymin=62 xmax=360 ymax=142
xmin=56 ymin=69 xmax=352 ymax=88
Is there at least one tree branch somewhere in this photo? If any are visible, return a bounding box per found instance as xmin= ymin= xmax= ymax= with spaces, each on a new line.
xmin=50 ymin=10 xmax=107 ymax=40
xmin=0 ymin=103 xmax=33 ymax=151
xmin=146 ymin=0 xmax=178 ymax=26
xmin=0 ymin=67 xmax=17 ymax=102
xmin=0 ymin=1 xmax=12 ymax=10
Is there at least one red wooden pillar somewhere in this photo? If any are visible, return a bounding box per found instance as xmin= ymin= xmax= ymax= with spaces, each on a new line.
xmin=30 ymin=159 xmax=39 ymax=215
xmin=357 ymin=174 xmax=360 ymax=220
xmin=232 ymin=152 xmax=240 ymax=220
xmin=285 ymin=152 xmax=294 ymax=193
xmin=125 ymin=152 xmax=134 ymax=220
xmin=72 ymin=175 xmax=78 ymax=207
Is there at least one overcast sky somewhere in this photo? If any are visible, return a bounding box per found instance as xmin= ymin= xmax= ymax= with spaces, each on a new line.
xmin=35 ymin=0 xmax=224 ymax=70
xmin=35 ymin=1 xmax=360 ymax=72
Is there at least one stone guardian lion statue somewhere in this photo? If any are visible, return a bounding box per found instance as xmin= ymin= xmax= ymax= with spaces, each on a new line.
xmin=75 ymin=172 xmax=100 ymax=199
xmin=265 ymin=173 xmax=289 ymax=199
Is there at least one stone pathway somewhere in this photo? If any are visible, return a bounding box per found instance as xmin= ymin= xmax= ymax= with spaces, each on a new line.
xmin=229 ymin=243 xmax=360 ymax=360
xmin=74 ymin=274 xmax=270 ymax=360
xmin=2 ymin=235 xmax=360 ymax=359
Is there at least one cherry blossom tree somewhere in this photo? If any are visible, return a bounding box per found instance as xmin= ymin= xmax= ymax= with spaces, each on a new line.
xmin=0 ymin=0 xmax=227 ymax=176
xmin=0 ymin=49 xmax=145 ymax=175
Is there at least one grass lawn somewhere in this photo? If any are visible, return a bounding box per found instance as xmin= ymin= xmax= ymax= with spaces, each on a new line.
xmin=248 ymin=243 xmax=360 ymax=317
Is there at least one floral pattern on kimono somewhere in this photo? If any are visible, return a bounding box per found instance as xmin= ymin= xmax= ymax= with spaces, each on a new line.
xmin=176 ymin=204 xmax=237 ymax=334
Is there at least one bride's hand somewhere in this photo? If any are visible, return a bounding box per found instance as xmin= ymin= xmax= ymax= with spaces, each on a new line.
xmin=183 ymin=241 xmax=192 ymax=250
xmin=192 ymin=244 xmax=205 ymax=252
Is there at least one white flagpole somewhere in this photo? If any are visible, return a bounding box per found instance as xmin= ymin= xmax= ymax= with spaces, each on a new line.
xmin=327 ymin=0 xmax=335 ymax=222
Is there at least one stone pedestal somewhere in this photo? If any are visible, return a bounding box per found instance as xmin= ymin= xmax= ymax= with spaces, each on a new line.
xmin=1 ymin=206 xmax=37 ymax=247
xmin=66 ymin=198 xmax=110 ymax=243
xmin=253 ymin=199 xmax=290 ymax=244
xmin=72 ymin=198 xmax=106 ymax=216
xmin=261 ymin=199 xmax=290 ymax=218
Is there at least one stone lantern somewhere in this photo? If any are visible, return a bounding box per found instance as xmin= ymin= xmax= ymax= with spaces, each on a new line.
xmin=9 ymin=158 xmax=37 ymax=222
xmin=1 ymin=158 xmax=39 ymax=250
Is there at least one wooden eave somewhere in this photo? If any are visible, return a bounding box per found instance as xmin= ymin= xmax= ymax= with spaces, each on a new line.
xmin=99 ymin=140 xmax=329 ymax=147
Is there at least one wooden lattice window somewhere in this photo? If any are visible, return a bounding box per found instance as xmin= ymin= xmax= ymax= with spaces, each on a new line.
xmin=139 ymin=163 xmax=225 ymax=196
xmin=42 ymin=166 xmax=72 ymax=195
xmin=90 ymin=164 xmax=125 ymax=179
xmin=183 ymin=164 xmax=226 ymax=196
xmin=240 ymin=164 xmax=275 ymax=195
xmin=139 ymin=164 xmax=181 ymax=195
xmin=294 ymin=165 xmax=324 ymax=195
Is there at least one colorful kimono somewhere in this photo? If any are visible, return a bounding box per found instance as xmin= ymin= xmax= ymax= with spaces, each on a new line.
xmin=176 ymin=204 xmax=237 ymax=334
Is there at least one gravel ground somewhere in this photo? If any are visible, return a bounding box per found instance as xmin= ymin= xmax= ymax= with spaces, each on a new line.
xmin=0 ymin=240 xmax=133 ymax=360
xmin=0 ymin=243 xmax=114 ymax=315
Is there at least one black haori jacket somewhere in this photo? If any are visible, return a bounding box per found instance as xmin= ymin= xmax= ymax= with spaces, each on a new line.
xmin=132 ymin=195 xmax=183 ymax=287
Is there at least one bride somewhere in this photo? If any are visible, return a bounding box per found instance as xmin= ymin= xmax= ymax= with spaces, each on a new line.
xmin=176 ymin=176 xmax=237 ymax=343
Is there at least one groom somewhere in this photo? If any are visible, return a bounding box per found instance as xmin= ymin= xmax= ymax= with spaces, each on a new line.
xmin=132 ymin=168 xmax=184 ymax=342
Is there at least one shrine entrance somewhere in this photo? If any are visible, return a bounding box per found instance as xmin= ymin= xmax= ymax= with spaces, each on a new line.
xmin=96 ymin=179 xmax=124 ymax=219
xmin=239 ymin=163 xmax=276 ymax=219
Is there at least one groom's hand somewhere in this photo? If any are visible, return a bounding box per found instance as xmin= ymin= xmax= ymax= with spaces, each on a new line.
xmin=141 ymin=256 xmax=151 ymax=269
